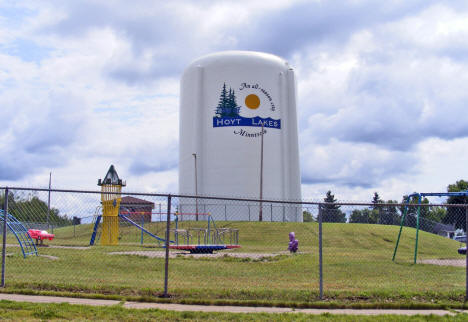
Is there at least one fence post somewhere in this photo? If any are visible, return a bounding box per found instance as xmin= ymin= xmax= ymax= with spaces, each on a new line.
xmin=466 ymin=205 xmax=468 ymax=301
xmin=163 ymin=195 xmax=172 ymax=297
xmin=224 ymin=204 xmax=227 ymax=221
xmin=1 ymin=187 xmax=9 ymax=288
xmin=318 ymin=203 xmax=323 ymax=300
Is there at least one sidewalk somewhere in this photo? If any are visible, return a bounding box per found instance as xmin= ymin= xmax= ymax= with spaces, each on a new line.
xmin=0 ymin=293 xmax=463 ymax=316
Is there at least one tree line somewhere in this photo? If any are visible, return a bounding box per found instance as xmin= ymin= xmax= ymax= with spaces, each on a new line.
xmin=303 ymin=179 xmax=468 ymax=231
xmin=0 ymin=191 xmax=72 ymax=226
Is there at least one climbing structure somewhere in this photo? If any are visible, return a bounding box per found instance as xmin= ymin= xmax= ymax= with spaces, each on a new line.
xmin=97 ymin=165 xmax=125 ymax=245
xmin=0 ymin=210 xmax=37 ymax=258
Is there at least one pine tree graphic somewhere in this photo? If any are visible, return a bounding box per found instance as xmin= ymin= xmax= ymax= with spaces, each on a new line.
xmin=215 ymin=83 xmax=240 ymax=117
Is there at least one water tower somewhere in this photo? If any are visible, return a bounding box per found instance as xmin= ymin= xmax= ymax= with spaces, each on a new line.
xmin=179 ymin=51 xmax=301 ymax=221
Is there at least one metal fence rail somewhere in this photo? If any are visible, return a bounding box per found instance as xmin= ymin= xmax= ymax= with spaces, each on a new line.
xmin=0 ymin=186 xmax=467 ymax=302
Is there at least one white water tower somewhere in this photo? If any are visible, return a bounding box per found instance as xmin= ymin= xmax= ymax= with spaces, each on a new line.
xmin=179 ymin=51 xmax=301 ymax=221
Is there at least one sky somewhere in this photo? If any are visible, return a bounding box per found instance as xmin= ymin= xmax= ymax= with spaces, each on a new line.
xmin=1 ymin=0 xmax=468 ymax=203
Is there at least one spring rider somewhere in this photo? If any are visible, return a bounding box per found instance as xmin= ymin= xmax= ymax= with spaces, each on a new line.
xmin=98 ymin=165 xmax=126 ymax=245
xmin=288 ymin=232 xmax=298 ymax=253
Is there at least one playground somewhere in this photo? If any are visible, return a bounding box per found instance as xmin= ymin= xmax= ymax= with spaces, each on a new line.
xmin=0 ymin=169 xmax=466 ymax=305
xmin=1 ymin=213 xmax=466 ymax=304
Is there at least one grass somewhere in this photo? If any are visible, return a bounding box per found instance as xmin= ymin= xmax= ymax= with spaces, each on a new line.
xmin=0 ymin=300 xmax=466 ymax=321
xmin=1 ymin=221 xmax=466 ymax=306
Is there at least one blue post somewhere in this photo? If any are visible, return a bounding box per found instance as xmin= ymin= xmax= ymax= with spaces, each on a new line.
xmin=207 ymin=215 xmax=210 ymax=244
xmin=141 ymin=215 xmax=144 ymax=245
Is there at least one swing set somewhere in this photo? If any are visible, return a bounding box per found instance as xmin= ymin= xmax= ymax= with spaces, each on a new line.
xmin=392 ymin=191 xmax=468 ymax=264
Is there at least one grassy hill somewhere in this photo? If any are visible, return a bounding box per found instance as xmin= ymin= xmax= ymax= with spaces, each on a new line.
xmin=43 ymin=220 xmax=462 ymax=260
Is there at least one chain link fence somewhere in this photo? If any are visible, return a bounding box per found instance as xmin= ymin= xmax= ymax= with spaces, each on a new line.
xmin=0 ymin=187 xmax=467 ymax=303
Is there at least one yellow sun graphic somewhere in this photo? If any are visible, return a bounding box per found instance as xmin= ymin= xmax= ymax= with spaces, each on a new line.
xmin=245 ymin=94 xmax=260 ymax=109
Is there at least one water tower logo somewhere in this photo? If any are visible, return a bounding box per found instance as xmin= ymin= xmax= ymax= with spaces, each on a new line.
xmin=213 ymin=83 xmax=281 ymax=132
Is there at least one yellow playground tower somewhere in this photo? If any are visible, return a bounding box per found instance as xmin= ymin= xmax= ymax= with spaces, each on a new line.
xmin=98 ymin=165 xmax=126 ymax=245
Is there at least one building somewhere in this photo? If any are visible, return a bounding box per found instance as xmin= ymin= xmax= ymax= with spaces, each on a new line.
xmin=119 ymin=196 xmax=154 ymax=223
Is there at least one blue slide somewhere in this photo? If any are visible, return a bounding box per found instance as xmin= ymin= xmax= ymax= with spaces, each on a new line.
xmin=0 ymin=210 xmax=38 ymax=258
xmin=119 ymin=214 xmax=173 ymax=243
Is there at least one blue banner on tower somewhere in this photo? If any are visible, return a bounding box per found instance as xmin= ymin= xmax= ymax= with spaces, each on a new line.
xmin=213 ymin=116 xmax=281 ymax=129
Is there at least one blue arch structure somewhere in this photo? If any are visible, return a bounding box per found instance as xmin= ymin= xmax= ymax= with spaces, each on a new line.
xmin=392 ymin=190 xmax=468 ymax=264
xmin=0 ymin=210 xmax=38 ymax=258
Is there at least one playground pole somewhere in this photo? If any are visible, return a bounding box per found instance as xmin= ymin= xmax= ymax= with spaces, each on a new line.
xmin=392 ymin=197 xmax=410 ymax=261
xmin=318 ymin=204 xmax=323 ymax=300
xmin=163 ymin=195 xmax=172 ymax=297
xmin=413 ymin=194 xmax=422 ymax=264
xmin=1 ymin=187 xmax=8 ymax=287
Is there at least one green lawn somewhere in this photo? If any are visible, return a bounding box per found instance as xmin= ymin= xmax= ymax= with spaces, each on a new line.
xmin=1 ymin=221 xmax=466 ymax=305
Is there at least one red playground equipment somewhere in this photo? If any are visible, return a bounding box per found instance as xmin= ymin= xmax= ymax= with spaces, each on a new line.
xmin=28 ymin=229 xmax=55 ymax=245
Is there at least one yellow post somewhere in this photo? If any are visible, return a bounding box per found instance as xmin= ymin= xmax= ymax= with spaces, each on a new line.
xmin=98 ymin=165 xmax=125 ymax=246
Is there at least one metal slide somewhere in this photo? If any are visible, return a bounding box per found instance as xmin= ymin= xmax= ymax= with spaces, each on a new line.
xmin=0 ymin=210 xmax=38 ymax=258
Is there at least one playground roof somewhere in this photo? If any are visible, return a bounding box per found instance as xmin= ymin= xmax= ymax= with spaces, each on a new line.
xmin=98 ymin=164 xmax=126 ymax=186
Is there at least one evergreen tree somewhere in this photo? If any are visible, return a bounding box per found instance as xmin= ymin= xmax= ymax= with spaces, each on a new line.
xmin=322 ymin=191 xmax=346 ymax=223
xmin=371 ymin=192 xmax=383 ymax=209
xmin=370 ymin=192 xmax=384 ymax=223
xmin=215 ymin=83 xmax=228 ymax=117
xmin=228 ymin=89 xmax=240 ymax=116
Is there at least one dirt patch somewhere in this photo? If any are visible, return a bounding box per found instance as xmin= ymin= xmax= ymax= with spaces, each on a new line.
xmin=6 ymin=244 xmax=89 ymax=250
xmin=108 ymin=250 xmax=301 ymax=259
xmin=418 ymin=259 xmax=466 ymax=267
xmin=47 ymin=245 xmax=90 ymax=250
xmin=39 ymin=255 xmax=59 ymax=260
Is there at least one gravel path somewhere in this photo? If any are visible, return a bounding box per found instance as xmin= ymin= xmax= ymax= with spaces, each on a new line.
xmin=108 ymin=250 xmax=299 ymax=259
xmin=418 ymin=259 xmax=466 ymax=267
xmin=0 ymin=293 xmax=461 ymax=316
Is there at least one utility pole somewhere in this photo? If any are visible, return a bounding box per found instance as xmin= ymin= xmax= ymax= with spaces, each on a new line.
xmin=259 ymin=124 xmax=264 ymax=222
xmin=192 ymin=153 xmax=198 ymax=221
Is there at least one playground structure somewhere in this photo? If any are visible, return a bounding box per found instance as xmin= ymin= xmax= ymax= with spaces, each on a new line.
xmin=0 ymin=210 xmax=37 ymax=258
xmin=392 ymin=190 xmax=468 ymax=264
xmin=97 ymin=165 xmax=125 ymax=246
xmin=168 ymin=212 xmax=240 ymax=253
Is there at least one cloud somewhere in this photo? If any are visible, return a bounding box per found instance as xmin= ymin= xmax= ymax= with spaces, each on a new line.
xmin=236 ymin=0 xmax=440 ymax=57
xmin=294 ymin=4 xmax=468 ymax=153
xmin=300 ymin=139 xmax=417 ymax=188
xmin=0 ymin=89 xmax=87 ymax=180
xmin=2 ymin=0 xmax=468 ymax=199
